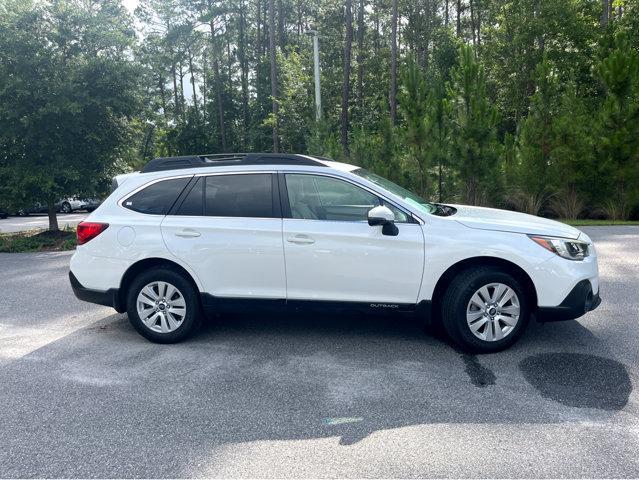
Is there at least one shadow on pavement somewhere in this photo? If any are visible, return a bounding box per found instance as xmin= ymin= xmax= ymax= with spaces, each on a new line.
xmin=0 ymin=310 xmax=633 ymax=476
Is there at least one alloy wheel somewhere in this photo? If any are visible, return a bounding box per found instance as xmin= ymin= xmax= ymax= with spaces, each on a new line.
xmin=466 ymin=283 xmax=520 ymax=342
xmin=136 ymin=281 xmax=187 ymax=333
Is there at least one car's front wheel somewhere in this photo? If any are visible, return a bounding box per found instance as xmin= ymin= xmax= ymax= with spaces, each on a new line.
xmin=126 ymin=268 xmax=202 ymax=343
xmin=441 ymin=268 xmax=530 ymax=353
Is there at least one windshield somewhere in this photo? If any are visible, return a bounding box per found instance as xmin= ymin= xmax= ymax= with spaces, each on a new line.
xmin=352 ymin=168 xmax=437 ymax=215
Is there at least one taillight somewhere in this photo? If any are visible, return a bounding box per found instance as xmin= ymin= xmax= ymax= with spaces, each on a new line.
xmin=76 ymin=222 xmax=109 ymax=245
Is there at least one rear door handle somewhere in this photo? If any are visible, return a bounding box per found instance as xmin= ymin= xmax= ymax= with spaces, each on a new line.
xmin=175 ymin=229 xmax=201 ymax=238
xmin=287 ymin=234 xmax=315 ymax=245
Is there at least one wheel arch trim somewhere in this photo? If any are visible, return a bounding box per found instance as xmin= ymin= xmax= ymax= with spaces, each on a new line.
xmin=429 ymin=256 xmax=539 ymax=316
xmin=117 ymin=257 xmax=203 ymax=312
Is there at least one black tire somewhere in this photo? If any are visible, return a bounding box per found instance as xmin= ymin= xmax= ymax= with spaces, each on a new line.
xmin=441 ymin=267 xmax=530 ymax=353
xmin=126 ymin=267 xmax=202 ymax=343
xmin=60 ymin=202 xmax=72 ymax=214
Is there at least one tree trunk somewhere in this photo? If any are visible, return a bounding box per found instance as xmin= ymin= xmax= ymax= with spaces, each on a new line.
xmin=202 ymin=52 xmax=208 ymax=127
xmin=422 ymin=0 xmax=432 ymax=69
xmin=178 ymin=62 xmax=186 ymax=122
xmin=438 ymin=162 xmax=443 ymax=202
xmin=356 ymin=0 xmax=365 ymax=112
xmin=159 ymin=76 xmax=169 ymax=122
xmin=456 ymin=0 xmax=462 ymax=37
xmin=600 ymin=0 xmax=609 ymax=28
xmin=373 ymin=0 xmax=380 ymax=53
xmin=171 ymin=63 xmax=180 ymax=123
xmin=47 ymin=202 xmax=59 ymax=232
xmin=262 ymin=0 xmax=269 ymax=57
xmin=445 ymin=0 xmax=449 ymax=27
xmin=277 ymin=0 xmax=285 ymax=47
xmin=469 ymin=0 xmax=476 ymax=46
xmin=268 ymin=0 xmax=280 ymax=152
xmin=214 ymin=59 xmax=227 ymax=151
xmin=341 ymin=0 xmax=353 ymax=156
xmin=142 ymin=124 xmax=155 ymax=162
xmin=226 ymin=25 xmax=233 ymax=95
xmin=256 ymin=0 xmax=262 ymax=57
xmin=207 ymin=3 xmax=227 ymax=151
xmin=389 ymin=0 xmax=398 ymax=125
xmin=239 ymin=0 xmax=250 ymax=144
xmin=476 ymin=0 xmax=481 ymax=47
xmin=188 ymin=48 xmax=199 ymax=119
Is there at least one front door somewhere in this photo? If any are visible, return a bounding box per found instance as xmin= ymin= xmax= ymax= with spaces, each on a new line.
xmin=281 ymin=173 xmax=425 ymax=305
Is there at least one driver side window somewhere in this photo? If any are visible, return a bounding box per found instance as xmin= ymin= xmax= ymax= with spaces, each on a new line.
xmin=285 ymin=174 xmax=408 ymax=222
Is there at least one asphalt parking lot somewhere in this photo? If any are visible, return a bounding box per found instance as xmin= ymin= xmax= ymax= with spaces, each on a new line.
xmin=0 ymin=213 xmax=88 ymax=233
xmin=0 ymin=226 xmax=638 ymax=478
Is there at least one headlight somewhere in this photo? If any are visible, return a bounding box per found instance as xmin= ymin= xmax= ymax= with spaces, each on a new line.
xmin=529 ymin=235 xmax=590 ymax=261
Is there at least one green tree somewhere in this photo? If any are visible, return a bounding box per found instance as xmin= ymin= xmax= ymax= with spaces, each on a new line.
xmin=594 ymin=32 xmax=639 ymax=219
xmin=399 ymin=57 xmax=430 ymax=197
xmin=0 ymin=0 xmax=140 ymax=230
xmin=274 ymin=50 xmax=314 ymax=152
xmin=483 ymin=0 xmax=598 ymax=134
xmin=448 ymin=44 xmax=499 ymax=205
xmin=513 ymin=55 xmax=558 ymax=213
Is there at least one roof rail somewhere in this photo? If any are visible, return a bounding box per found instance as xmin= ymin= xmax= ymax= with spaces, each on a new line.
xmin=140 ymin=153 xmax=327 ymax=173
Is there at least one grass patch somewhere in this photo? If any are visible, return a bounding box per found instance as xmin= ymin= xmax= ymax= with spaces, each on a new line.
xmin=0 ymin=228 xmax=76 ymax=253
xmin=561 ymin=219 xmax=639 ymax=226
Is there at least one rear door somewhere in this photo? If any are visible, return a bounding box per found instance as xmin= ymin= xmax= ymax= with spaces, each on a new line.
xmin=161 ymin=172 xmax=286 ymax=300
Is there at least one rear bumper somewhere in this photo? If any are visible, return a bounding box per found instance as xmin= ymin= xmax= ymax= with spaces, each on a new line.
xmin=537 ymin=280 xmax=601 ymax=322
xmin=69 ymin=271 xmax=123 ymax=312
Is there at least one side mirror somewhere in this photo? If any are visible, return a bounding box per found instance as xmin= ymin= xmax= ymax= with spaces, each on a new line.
xmin=368 ymin=205 xmax=399 ymax=236
xmin=368 ymin=205 xmax=395 ymax=226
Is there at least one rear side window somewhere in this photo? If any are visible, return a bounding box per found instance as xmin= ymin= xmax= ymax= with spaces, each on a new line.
xmin=123 ymin=177 xmax=190 ymax=215
xmin=205 ymin=174 xmax=274 ymax=218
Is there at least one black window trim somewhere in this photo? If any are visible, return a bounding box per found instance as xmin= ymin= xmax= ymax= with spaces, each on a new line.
xmin=169 ymin=176 xmax=203 ymax=216
xmin=279 ymin=171 xmax=419 ymax=224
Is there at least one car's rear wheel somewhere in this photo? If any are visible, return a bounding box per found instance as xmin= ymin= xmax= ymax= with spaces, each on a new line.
xmin=441 ymin=268 xmax=530 ymax=353
xmin=126 ymin=268 xmax=202 ymax=343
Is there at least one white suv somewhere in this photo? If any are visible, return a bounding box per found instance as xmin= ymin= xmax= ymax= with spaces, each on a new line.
xmin=69 ymin=153 xmax=600 ymax=352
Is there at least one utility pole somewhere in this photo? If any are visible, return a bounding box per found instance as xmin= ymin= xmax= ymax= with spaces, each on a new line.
xmin=306 ymin=28 xmax=322 ymax=121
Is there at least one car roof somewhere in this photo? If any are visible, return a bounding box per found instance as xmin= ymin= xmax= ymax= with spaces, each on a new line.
xmin=140 ymin=153 xmax=359 ymax=174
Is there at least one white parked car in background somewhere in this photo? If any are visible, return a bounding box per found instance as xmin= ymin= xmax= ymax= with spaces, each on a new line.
xmin=69 ymin=153 xmax=600 ymax=352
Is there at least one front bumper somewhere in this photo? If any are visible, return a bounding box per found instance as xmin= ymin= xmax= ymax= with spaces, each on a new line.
xmin=537 ymin=279 xmax=601 ymax=322
xmin=69 ymin=271 xmax=123 ymax=312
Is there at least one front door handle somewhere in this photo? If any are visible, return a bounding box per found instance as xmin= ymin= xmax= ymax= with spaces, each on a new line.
xmin=287 ymin=234 xmax=315 ymax=245
xmin=175 ymin=229 xmax=201 ymax=238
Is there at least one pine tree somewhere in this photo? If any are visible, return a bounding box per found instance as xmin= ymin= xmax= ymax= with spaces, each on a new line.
xmin=594 ymin=33 xmax=639 ymax=219
xmin=515 ymin=55 xmax=558 ymax=212
xmin=399 ymin=57 xmax=430 ymax=197
xmin=448 ymin=45 xmax=499 ymax=205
